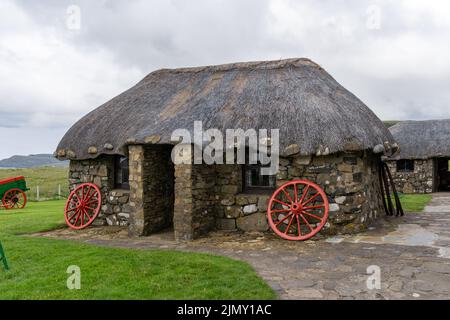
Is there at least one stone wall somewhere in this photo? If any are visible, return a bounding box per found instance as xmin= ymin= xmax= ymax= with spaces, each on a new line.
xmin=214 ymin=151 xmax=384 ymax=235
xmin=174 ymin=162 xmax=216 ymax=241
xmin=129 ymin=145 xmax=174 ymax=236
xmin=69 ymin=156 xmax=131 ymax=226
xmin=215 ymin=164 xmax=270 ymax=232
xmin=386 ymin=159 xmax=434 ymax=194
xmin=69 ymin=148 xmax=385 ymax=239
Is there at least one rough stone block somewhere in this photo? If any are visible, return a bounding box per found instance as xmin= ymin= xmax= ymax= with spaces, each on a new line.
xmin=242 ymin=204 xmax=258 ymax=215
xmin=237 ymin=213 xmax=269 ymax=232
xmin=217 ymin=218 xmax=237 ymax=230
xmin=293 ymin=155 xmax=312 ymax=166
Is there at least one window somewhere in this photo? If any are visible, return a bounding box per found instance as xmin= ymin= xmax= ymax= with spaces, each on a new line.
xmin=114 ymin=156 xmax=129 ymax=189
xmin=243 ymin=163 xmax=276 ymax=192
xmin=396 ymin=159 xmax=414 ymax=172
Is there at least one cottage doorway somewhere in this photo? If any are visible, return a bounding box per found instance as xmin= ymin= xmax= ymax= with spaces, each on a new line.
xmin=131 ymin=144 xmax=175 ymax=237
xmin=436 ymin=158 xmax=450 ymax=192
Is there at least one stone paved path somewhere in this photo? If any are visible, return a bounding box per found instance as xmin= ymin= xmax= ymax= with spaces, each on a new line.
xmin=37 ymin=193 xmax=450 ymax=299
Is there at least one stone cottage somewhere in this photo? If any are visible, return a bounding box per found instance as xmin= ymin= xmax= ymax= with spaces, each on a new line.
xmin=55 ymin=58 xmax=396 ymax=241
xmin=386 ymin=120 xmax=450 ymax=194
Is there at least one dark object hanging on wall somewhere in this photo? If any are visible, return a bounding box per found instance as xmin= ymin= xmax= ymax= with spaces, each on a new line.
xmin=379 ymin=161 xmax=404 ymax=217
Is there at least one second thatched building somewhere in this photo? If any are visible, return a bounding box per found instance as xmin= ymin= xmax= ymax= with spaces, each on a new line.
xmin=386 ymin=120 xmax=450 ymax=194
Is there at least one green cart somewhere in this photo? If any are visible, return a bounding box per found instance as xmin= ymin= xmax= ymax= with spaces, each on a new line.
xmin=0 ymin=176 xmax=29 ymax=210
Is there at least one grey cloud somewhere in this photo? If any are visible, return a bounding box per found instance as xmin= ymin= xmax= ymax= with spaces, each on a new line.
xmin=2 ymin=0 xmax=450 ymax=159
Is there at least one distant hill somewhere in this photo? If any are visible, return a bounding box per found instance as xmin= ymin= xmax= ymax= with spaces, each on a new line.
xmin=383 ymin=120 xmax=400 ymax=128
xmin=0 ymin=154 xmax=68 ymax=168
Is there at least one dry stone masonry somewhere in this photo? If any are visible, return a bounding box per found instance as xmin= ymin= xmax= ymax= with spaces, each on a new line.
xmin=68 ymin=146 xmax=385 ymax=240
xmin=69 ymin=156 xmax=131 ymax=227
xmin=214 ymin=151 xmax=383 ymax=236
xmin=386 ymin=159 xmax=434 ymax=194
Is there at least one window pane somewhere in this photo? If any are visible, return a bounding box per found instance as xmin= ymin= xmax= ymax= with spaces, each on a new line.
xmin=251 ymin=167 xmax=259 ymax=186
xmin=120 ymin=157 xmax=129 ymax=184
xmin=397 ymin=159 xmax=414 ymax=172
xmin=115 ymin=156 xmax=129 ymax=189
xmin=243 ymin=164 xmax=276 ymax=190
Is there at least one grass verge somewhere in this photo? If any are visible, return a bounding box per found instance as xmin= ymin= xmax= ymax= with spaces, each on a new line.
xmin=0 ymin=201 xmax=275 ymax=299
xmin=397 ymin=194 xmax=433 ymax=212
xmin=0 ymin=167 xmax=69 ymax=201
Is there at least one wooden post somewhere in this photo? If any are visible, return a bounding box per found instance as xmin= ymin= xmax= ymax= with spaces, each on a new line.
xmin=0 ymin=241 xmax=9 ymax=271
xmin=58 ymin=184 xmax=61 ymax=199
xmin=36 ymin=186 xmax=40 ymax=201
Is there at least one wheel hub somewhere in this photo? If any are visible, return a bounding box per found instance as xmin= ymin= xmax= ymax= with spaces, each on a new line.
xmin=290 ymin=203 xmax=303 ymax=214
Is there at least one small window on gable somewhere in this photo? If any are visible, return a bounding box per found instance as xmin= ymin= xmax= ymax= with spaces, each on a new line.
xmin=114 ymin=156 xmax=129 ymax=189
xmin=243 ymin=163 xmax=276 ymax=192
xmin=396 ymin=159 xmax=414 ymax=172
xmin=242 ymin=148 xmax=276 ymax=193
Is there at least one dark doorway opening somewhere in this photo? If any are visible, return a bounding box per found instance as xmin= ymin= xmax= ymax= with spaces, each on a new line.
xmin=143 ymin=144 xmax=175 ymax=236
xmin=436 ymin=158 xmax=450 ymax=192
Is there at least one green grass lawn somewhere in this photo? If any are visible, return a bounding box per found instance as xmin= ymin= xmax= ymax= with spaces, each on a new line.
xmin=396 ymin=194 xmax=433 ymax=212
xmin=0 ymin=201 xmax=275 ymax=300
xmin=0 ymin=167 xmax=69 ymax=201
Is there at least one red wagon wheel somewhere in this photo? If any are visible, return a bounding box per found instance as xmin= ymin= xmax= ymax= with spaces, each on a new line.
xmin=267 ymin=180 xmax=329 ymax=241
xmin=64 ymin=183 xmax=101 ymax=230
xmin=2 ymin=188 xmax=27 ymax=209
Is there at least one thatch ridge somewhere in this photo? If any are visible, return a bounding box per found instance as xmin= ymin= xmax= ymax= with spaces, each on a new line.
xmin=55 ymin=58 xmax=395 ymax=160
xmin=388 ymin=119 xmax=450 ymax=159
xmin=150 ymin=58 xmax=320 ymax=75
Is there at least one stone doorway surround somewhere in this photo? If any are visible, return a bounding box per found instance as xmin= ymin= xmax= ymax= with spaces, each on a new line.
xmin=128 ymin=144 xmax=175 ymax=237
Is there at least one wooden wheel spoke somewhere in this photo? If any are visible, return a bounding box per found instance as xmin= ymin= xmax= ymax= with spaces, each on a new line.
xmin=296 ymin=215 xmax=302 ymax=236
xmin=83 ymin=209 xmax=92 ymax=219
xmin=84 ymin=188 xmax=95 ymax=202
xmin=284 ymin=215 xmax=295 ymax=234
xmin=281 ymin=188 xmax=293 ymax=204
xmin=293 ymin=183 xmax=298 ymax=203
xmin=303 ymin=204 xmax=325 ymax=210
xmin=298 ymin=185 xmax=310 ymax=204
xmin=302 ymin=210 xmax=323 ymax=221
xmin=275 ymin=213 xmax=293 ymax=226
xmin=273 ymin=198 xmax=290 ymax=207
xmin=299 ymin=213 xmax=314 ymax=231
xmin=66 ymin=207 xmax=78 ymax=213
xmin=85 ymin=199 xmax=99 ymax=206
xmin=302 ymin=192 xmax=320 ymax=206
xmin=73 ymin=210 xmax=82 ymax=225
xmin=81 ymin=207 xmax=91 ymax=223
xmin=80 ymin=208 xmax=85 ymax=225
xmin=68 ymin=208 xmax=80 ymax=221
xmin=270 ymin=209 xmax=291 ymax=214
xmin=73 ymin=192 xmax=82 ymax=204
xmin=81 ymin=185 xmax=89 ymax=201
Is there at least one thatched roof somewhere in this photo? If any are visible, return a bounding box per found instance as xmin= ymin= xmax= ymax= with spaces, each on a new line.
xmin=388 ymin=120 xmax=450 ymax=160
xmin=55 ymin=58 xmax=395 ymax=160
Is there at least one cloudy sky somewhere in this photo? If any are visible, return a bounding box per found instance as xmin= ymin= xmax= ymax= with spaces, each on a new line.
xmin=1 ymin=0 xmax=450 ymax=160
